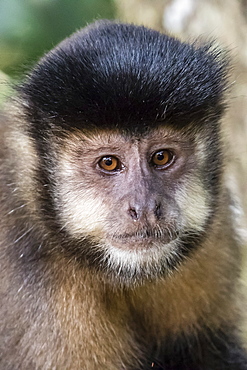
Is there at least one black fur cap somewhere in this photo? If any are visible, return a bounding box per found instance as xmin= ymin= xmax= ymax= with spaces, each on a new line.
xmin=20 ymin=20 xmax=229 ymax=133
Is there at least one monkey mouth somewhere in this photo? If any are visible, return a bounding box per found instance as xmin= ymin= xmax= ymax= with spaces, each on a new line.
xmin=107 ymin=228 xmax=178 ymax=250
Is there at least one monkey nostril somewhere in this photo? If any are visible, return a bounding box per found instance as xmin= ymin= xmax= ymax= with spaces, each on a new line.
xmin=155 ymin=204 xmax=162 ymax=219
xmin=129 ymin=208 xmax=139 ymax=221
xmin=128 ymin=204 xmax=161 ymax=222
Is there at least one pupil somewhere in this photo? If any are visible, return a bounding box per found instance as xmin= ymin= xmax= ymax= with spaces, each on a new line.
xmin=105 ymin=158 xmax=113 ymax=166
xmin=157 ymin=153 xmax=164 ymax=161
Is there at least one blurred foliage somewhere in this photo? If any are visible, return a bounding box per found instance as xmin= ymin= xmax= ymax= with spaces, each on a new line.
xmin=0 ymin=0 xmax=115 ymax=77
xmin=0 ymin=70 xmax=13 ymax=107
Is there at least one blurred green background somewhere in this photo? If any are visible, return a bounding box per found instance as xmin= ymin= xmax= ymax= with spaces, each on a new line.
xmin=0 ymin=0 xmax=115 ymax=77
xmin=0 ymin=0 xmax=116 ymax=106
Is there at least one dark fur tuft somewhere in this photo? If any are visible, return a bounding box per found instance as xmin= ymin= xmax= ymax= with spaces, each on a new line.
xmin=20 ymin=20 xmax=229 ymax=133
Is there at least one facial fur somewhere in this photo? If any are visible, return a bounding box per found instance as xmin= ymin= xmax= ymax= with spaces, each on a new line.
xmin=36 ymin=125 xmax=215 ymax=285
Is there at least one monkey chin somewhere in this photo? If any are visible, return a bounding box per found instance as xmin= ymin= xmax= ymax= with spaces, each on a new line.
xmin=98 ymin=236 xmax=183 ymax=287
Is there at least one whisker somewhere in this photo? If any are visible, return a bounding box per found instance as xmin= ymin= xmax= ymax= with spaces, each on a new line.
xmin=14 ymin=226 xmax=34 ymax=244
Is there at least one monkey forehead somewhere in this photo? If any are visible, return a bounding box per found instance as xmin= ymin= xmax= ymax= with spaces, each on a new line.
xmin=21 ymin=20 xmax=229 ymax=133
xmin=56 ymin=126 xmax=190 ymax=154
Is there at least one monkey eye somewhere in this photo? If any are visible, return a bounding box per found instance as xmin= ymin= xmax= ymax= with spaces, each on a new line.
xmin=151 ymin=149 xmax=174 ymax=169
xmin=98 ymin=156 xmax=122 ymax=172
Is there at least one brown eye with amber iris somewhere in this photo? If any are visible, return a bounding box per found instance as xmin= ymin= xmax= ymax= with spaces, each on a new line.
xmin=152 ymin=150 xmax=174 ymax=168
xmin=98 ymin=156 xmax=120 ymax=172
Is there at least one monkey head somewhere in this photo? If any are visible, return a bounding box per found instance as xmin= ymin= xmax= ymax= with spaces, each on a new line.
xmin=16 ymin=20 xmax=229 ymax=285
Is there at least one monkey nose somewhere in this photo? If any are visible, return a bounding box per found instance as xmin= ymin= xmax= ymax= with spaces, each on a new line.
xmin=128 ymin=202 xmax=162 ymax=222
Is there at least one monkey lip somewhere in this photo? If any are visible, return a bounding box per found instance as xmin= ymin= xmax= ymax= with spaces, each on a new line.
xmin=108 ymin=231 xmax=177 ymax=249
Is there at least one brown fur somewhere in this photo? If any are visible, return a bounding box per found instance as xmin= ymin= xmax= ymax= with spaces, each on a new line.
xmin=0 ymin=114 xmax=245 ymax=369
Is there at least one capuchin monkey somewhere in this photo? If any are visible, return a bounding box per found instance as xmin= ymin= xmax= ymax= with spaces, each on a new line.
xmin=0 ymin=20 xmax=247 ymax=370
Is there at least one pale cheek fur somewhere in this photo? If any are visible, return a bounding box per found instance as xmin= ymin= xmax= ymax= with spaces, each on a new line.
xmin=174 ymin=177 xmax=210 ymax=231
xmin=56 ymin=156 xmax=108 ymax=237
xmin=58 ymin=186 xmax=109 ymax=238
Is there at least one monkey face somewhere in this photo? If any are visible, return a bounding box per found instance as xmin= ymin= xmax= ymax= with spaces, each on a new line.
xmin=49 ymin=126 xmax=213 ymax=285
